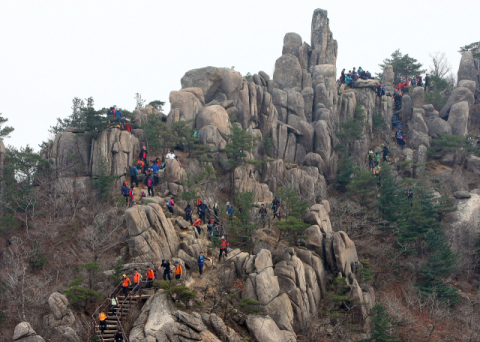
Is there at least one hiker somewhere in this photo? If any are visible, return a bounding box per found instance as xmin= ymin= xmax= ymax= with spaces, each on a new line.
xmin=147 ymin=174 xmax=154 ymax=197
xmin=129 ymin=164 xmax=139 ymax=187
xmin=212 ymin=201 xmax=219 ymax=217
xmin=146 ymin=267 xmax=155 ymax=288
xmin=108 ymin=107 xmax=115 ymax=117
xmin=416 ymin=75 xmax=423 ymax=86
xmin=121 ymin=182 xmax=130 ymax=206
xmin=382 ymin=144 xmax=390 ymax=162
xmin=99 ymin=312 xmax=108 ymax=334
xmin=225 ymin=202 xmax=234 ymax=220
xmin=394 ymin=91 xmax=403 ymax=110
xmin=128 ymin=186 xmax=135 ymax=208
xmin=399 ymin=137 xmax=406 ymax=149
xmin=136 ymin=159 xmax=145 ymax=174
xmin=408 ymin=189 xmax=414 ymax=206
xmin=124 ymin=121 xmax=132 ymax=133
xmin=197 ymin=252 xmax=210 ymax=278
xmin=199 ymin=200 xmax=208 ymax=224
xmin=272 ymin=196 xmax=280 ymax=220
xmin=152 ymin=162 xmax=160 ymax=185
xmin=424 ymin=73 xmax=430 ymax=91
xmin=173 ymin=261 xmax=183 ymax=279
xmin=374 ymin=152 xmax=380 ymax=166
xmin=345 ymin=74 xmax=352 ymax=87
xmin=121 ymin=274 xmax=131 ymax=298
xmin=391 ymin=115 xmax=398 ymax=130
xmin=166 ymin=197 xmax=175 ymax=214
xmin=366 ymin=70 xmax=373 ymax=79
xmin=115 ymin=108 xmax=123 ymax=121
xmin=161 ymin=259 xmax=171 ymax=281
xmin=219 ymin=237 xmax=229 ymax=262
xmin=110 ymin=295 xmax=119 ymax=315
xmin=366 ymin=150 xmax=374 ymax=170
xmin=193 ymin=218 xmax=202 ymax=235
xmin=114 ymin=330 xmax=124 ymax=342
xmin=395 ymin=129 xmax=403 ymax=145
xmin=196 ymin=197 xmax=202 ymax=214
xmin=207 ymin=219 xmax=215 ymax=236
xmin=259 ymin=204 xmax=268 ymax=223
xmin=184 ymin=204 xmax=193 ymax=224
xmin=374 ymin=165 xmax=381 ymax=184
xmin=166 ymin=150 xmax=176 ymax=159
xmin=351 ymin=70 xmax=358 ymax=87
xmin=340 ymin=69 xmax=346 ymax=83
xmin=132 ymin=268 xmax=141 ymax=295
xmin=138 ymin=146 xmax=148 ymax=162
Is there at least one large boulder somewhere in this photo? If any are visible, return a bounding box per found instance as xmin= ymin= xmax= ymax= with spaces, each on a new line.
xmin=457 ymin=51 xmax=478 ymax=86
xmin=287 ymin=115 xmax=314 ymax=152
xmin=425 ymin=117 xmax=452 ymax=137
xmin=333 ymin=231 xmax=359 ymax=281
xmin=44 ymin=132 xmax=91 ymax=178
xmin=382 ymin=65 xmax=395 ymax=93
xmin=447 ymin=101 xmax=469 ymax=136
xmin=353 ymin=79 xmax=379 ymax=88
xmin=412 ymin=87 xmax=424 ymax=108
xmin=439 ymin=87 xmax=474 ymax=118
xmin=445 ymin=191 xmax=480 ymax=252
xmin=133 ymin=105 xmax=160 ymax=126
xmin=43 ymin=292 xmax=84 ymax=342
xmin=458 ymin=80 xmax=477 ymax=95
xmin=273 ymin=54 xmax=302 ymax=91
xmin=13 ymin=322 xmax=45 ymax=342
xmin=408 ymin=129 xmax=430 ymax=150
xmin=195 ymin=105 xmax=230 ymax=134
xmin=408 ymin=109 xmax=428 ymax=134
xmin=164 ymin=158 xmax=186 ymax=184
xmin=286 ymin=89 xmax=306 ymax=120
xmin=310 ymin=8 xmax=337 ymax=66
xmin=246 ymin=315 xmax=296 ymax=342
xmin=125 ymin=204 xmax=180 ymax=263
xmin=199 ymin=125 xmax=227 ymax=151
xmin=282 ymin=32 xmax=302 ymax=58
xmin=169 ymin=90 xmax=204 ymax=125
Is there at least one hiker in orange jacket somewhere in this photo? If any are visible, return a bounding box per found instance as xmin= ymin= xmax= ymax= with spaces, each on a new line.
xmin=219 ymin=237 xmax=229 ymax=262
xmin=146 ymin=267 xmax=155 ymax=288
xmin=99 ymin=312 xmax=108 ymax=334
xmin=132 ymin=268 xmax=141 ymax=295
xmin=121 ymin=274 xmax=131 ymax=298
xmin=173 ymin=261 xmax=183 ymax=279
xmin=193 ymin=218 xmax=202 ymax=235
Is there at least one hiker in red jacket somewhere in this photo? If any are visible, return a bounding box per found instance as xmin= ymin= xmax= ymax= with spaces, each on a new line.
xmin=138 ymin=147 xmax=148 ymax=162
xmin=128 ymin=186 xmax=135 ymax=208
xmin=124 ymin=121 xmax=132 ymax=133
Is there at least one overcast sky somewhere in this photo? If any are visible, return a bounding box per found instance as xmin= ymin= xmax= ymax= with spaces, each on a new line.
xmin=1 ymin=0 xmax=478 ymax=150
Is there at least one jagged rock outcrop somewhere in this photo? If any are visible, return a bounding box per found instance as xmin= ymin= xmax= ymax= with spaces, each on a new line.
xmin=125 ymin=204 xmax=180 ymax=263
xmin=13 ymin=322 xmax=45 ymax=342
xmin=42 ymin=292 xmax=84 ymax=342
xmin=425 ymin=116 xmax=452 ymax=138
xmin=439 ymin=87 xmax=474 ymax=119
xmin=246 ymin=315 xmax=296 ymax=342
xmin=130 ymin=292 xmax=238 ymax=342
xmin=458 ymin=51 xmax=479 ymax=89
xmin=133 ymin=105 xmax=160 ymax=126
xmin=447 ymin=101 xmax=469 ymax=136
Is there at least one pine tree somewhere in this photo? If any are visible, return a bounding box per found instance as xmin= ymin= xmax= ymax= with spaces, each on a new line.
xmin=276 ymin=186 xmax=309 ymax=240
xmin=379 ymin=49 xmax=426 ymax=84
xmin=230 ymin=191 xmax=257 ymax=238
xmin=347 ymin=168 xmax=377 ymax=209
xmin=0 ymin=114 xmax=14 ymax=139
xmin=360 ymin=303 xmax=400 ymax=342
xmin=377 ymin=162 xmax=400 ymax=224
xmin=428 ymin=133 xmax=479 ymax=173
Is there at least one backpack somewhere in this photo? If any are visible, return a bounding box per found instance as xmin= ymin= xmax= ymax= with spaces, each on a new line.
xmin=147 ymin=178 xmax=152 ymax=187
xmin=197 ymin=133 xmax=201 ymax=138
xmin=169 ymin=199 xmax=175 ymax=207
xmin=121 ymin=185 xmax=129 ymax=196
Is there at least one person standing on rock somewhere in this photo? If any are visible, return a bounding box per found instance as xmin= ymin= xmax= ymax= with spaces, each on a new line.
xmin=166 ymin=197 xmax=175 ymax=214
xmin=366 ymin=151 xmax=374 ymax=170
xmin=193 ymin=218 xmax=202 ymax=235
xmin=212 ymin=201 xmax=219 ymax=218
xmin=340 ymin=69 xmax=346 ymax=83
xmin=219 ymin=237 xmax=229 ymax=262
xmin=382 ymin=144 xmax=390 ymax=162
xmin=424 ymin=73 xmax=431 ymax=92
xmin=197 ymin=252 xmax=210 ymax=279
xmin=129 ymin=165 xmax=138 ymax=187
xmin=259 ymin=204 xmax=268 ymax=225
xmin=199 ymin=200 xmax=208 ymax=224
xmin=128 ymin=186 xmax=135 ymax=208
xmin=160 ymin=260 xmax=171 ymax=281
xmin=225 ymin=202 xmax=234 ymax=220
xmin=184 ymin=204 xmax=193 ymax=224
xmin=166 ymin=150 xmax=176 ymax=159
xmin=147 ymin=174 xmax=154 ymax=197
xmin=173 ymin=261 xmax=183 ymax=280
xmin=138 ymin=146 xmax=148 ymax=163
xmin=351 ymin=70 xmax=358 ymax=88
xmin=121 ymin=182 xmax=130 ymax=206
xmin=152 ymin=161 xmax=160 ymax=185
xmin=272 ymin=197 xmax=280 ymax=220
xmin=121 ymin=274 xmax=131 ymax=298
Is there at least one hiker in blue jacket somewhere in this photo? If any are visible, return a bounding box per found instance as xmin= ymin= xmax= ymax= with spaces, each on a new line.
xmin=197 ymin=252 xmax=210 ymax=278
xmin=129 ymin=165 xmax=138 ymax=187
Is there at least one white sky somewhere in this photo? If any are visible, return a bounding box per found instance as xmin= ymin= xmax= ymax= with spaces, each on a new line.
xmin=1 ymin=0 xmax=478 ymax=150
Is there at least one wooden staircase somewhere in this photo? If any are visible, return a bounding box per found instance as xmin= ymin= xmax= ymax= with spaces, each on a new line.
xmin=92 ymin=282 xmax=155 ymax=342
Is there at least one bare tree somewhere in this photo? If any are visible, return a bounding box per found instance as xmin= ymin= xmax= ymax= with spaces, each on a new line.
xmin=429 ymin=51 xmax=451 ymax=78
